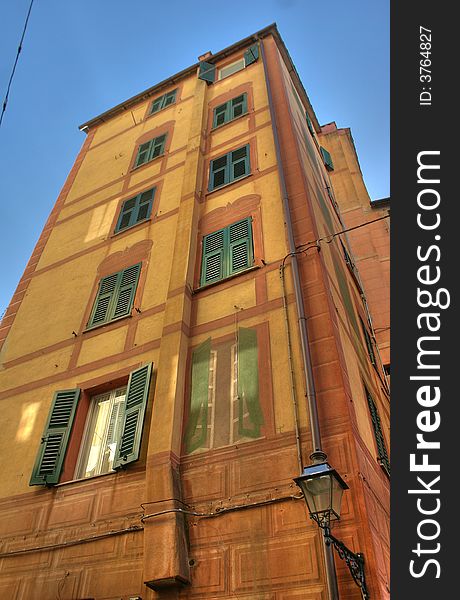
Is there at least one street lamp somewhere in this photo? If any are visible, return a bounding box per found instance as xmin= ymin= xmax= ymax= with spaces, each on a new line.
xmin=294 ymin=461 xmax=370 ymax=599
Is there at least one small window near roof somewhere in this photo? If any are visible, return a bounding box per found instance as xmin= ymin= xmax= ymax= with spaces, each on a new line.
xmin=213 ymin=94 xmax=248 ymax=128
xmin=218 ymin=58 xmax=245 ymax=80
xmin=149 ymin=89 xmax=177 ymax=115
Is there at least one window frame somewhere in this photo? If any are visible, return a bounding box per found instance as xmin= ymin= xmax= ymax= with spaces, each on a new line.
xmin=29 ymin=364 xmax=153 ymax=486
xmin=200 ymin=217 xmax=254 ymax=287
xmin=86 ymin=263 xmax=141 ymax=330
xmin=212 ymin=93 xmax=248 ymax=129
xmin=149 ymin=89 xmax=177 ymax=115
xmin=134 ymin=134 xmax=167 ymax=169
xmin=114 ymin=188 xmax=156 ymax=234
xmin=208 ymin=144 xmax=251 ymax=192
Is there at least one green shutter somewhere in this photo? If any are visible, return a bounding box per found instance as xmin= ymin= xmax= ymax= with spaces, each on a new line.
xmin=209 ymin=154 xmax=229 ymax=190
xmin=198 ymin=61 xmax=215 ymax=84
xmin=87 ymin=264 xmax=141 ymax=329
xmin=201 ymin=229 xmax=225 ymax=285
xmin=320 ymin=146 xmax=334 ymax=171
xmin=88 ymin=272 xmax=120 ymax=327
xmin=230 ymin=145 xmax=250 ymax=182
xmin=29 ymin=389 xmax=81 ymax=485
xmin=112 ymin=264 xmax=141 ymax=319
xmin=237 ymin=328 xmax=263 ymax=437
xmin=113 ymin=363 xmax=152 ymax=468
xmin=244 ymin=43 xmax=259 ymax=66
xmin=228 ymin=218 xmax=253 ymax=275
xmin=366 ymin=391 xmax=390 ymax=475
xmin=135 ymin=141 xmax=152 ymax=167
xmin=184 ymin=339 xmax=211 ymax=453
xmin=306 ymin=112 xmax=315 ymax=135
xmin=115 ymin=188 xmax=155 ymax=233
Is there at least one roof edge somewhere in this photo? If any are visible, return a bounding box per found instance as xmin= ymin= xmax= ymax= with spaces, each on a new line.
xmin=79 ymin=23 xmax=278 ymax=131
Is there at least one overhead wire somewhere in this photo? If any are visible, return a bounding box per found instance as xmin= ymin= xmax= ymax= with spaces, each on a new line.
xmin=0 ymin=0 xmax=35 ymax=129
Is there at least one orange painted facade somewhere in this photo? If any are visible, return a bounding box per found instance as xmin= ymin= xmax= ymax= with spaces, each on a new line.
xmin=0 ymin=26 xmax=389 ymax=600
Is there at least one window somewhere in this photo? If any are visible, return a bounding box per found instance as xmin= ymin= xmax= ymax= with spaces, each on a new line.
xmin=149 ymin=89 xmax=177 ymax=115
xmin=198 ymin=43 xmax=259 ymax=84
xmin=360 ymin=317 xmax=376 ymax=366
xmin=200 ymin=218 xmax=253 ymax=286
xmin=213 ymin=94 xmax=248 ymax=128
xmin=184 ymin=328 xmax=263 ymax=454
xmin=115 ymin=188 xmax=155 ymax=233
xmin=320 ymin=146 xmax=334 ymax=171
xmin=87 ymin=264 xmax=141 ymax=329
xmin=306 ymin=112 xmax=315 ymax=136
xmin=208 ymin=145 xmax=250 ymax=191
xmin=29 ymin=363 xmax=153 ymax=485
xmin=134 ymin=134 xmax=166 ymax=168
xmin=75 ymin=386 xmax=127 ymax=479
xmin=365 ymin=388 xmax=390 ymax=476
xmin=218 ymin=58 xmax=245 ymax=80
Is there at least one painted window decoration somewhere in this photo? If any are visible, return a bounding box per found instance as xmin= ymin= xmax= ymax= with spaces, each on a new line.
xmin=208 ymin=145 xmax=250 ymax=191
xmin=134 ymin=134 xmax=167 ymax=168
xmin=87 ymin=263 xmax=141 ymax=329
xmin=115 ymin=188 xmax=155 ymax=233
xmin=149 ymin=89 xmax=177 ymax=115
xmin=366 ymin=388 xmax=390 ymax=476
xmin=200 ymin=218 xmax=254 ymax=286
xmin=213 ymin=93 xmax=248 ymax=128
xmin=29 ymin=364 xmax=152 ymax=486
xmin=184 ymin=328 xmax=263 ymax=454
xmin=198 ymin=43 xmax=259 ymax=84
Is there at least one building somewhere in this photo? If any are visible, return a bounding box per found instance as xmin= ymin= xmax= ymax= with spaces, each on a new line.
xmin=0 ymin=24 xmax=390 ymax=600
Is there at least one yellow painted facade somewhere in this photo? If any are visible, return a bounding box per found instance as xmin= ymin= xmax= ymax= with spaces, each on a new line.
xmin=0 ymin=26 xmax=389 ymax=600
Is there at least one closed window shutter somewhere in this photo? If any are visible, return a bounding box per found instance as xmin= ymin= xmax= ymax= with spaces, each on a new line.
xmin=320 ymin=146 xmax=334 ymax=171
xmin=115 ymin=188 xmax=155 ymax=233
xmin=198 ymin=61 xmax=216 ymax=84
xmin=214 ymin=102 xmax=229 ymax=128
xmin=237 ymin=328 xmax=263 ymax=437
xmin=230 ymin=145 xmax=249 ymax=181
xmin=116 ymin=197 xmax=137 ymax=232
xmin=232 ymin=94 xmax=247 ymax=119
xmin=201 ymin=229 xmax=225 ymax=285
xmin=150 ymin=97 xmax=163 ymax=114
xmin=113 ymin=363 xmax=152 ymax=468
xmin=135 ymin=141 xmax=152 ymax=167
xmin=244 ymin=43 xmax=259 ymax=66
xmin=209 ymin=154 xmax=229 ymax=191
xmin=228 ymin=218 xmax=253 ymax=275
xmin=88 ymin=272 xmax=119 ymax=327
xmin=150 ymin=134 xmax=166 ymax=160
xmin=112 ymin=264 xmax=141 ymax=319
xmin=366 ymin=391 xmax=390 ymax=475
xmin=29 ymin=389 xmax=81 ymax=485
xmin=163 ymin=89 xmax=177 ymax=106
xmin=184 ymin=339 xmax=211 ymax=453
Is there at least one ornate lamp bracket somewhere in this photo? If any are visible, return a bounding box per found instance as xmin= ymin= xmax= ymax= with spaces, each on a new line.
xmin=323 ymin=526 xmax=370 ymax=599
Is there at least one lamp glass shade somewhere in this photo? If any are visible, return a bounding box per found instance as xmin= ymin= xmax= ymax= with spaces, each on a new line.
xmin=294 ymin=462 xmax=349 ymax=526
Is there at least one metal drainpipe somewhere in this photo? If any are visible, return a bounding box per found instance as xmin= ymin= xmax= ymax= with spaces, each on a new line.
xmin=259 ymin=38 xmax=339 ymax=600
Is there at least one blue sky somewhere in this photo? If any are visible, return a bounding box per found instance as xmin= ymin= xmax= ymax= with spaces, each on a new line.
xmin=0 ymin=0 xmax=389 ymax=317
